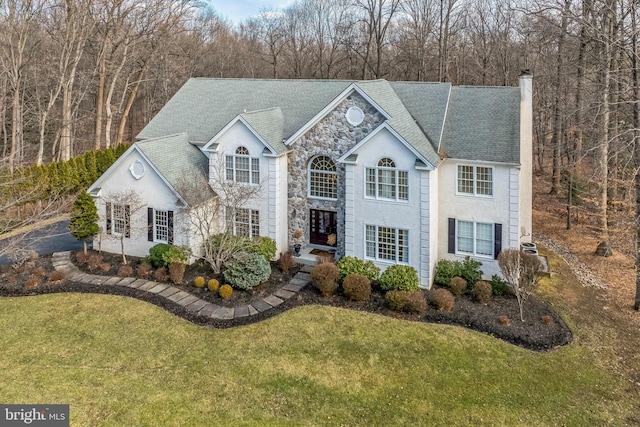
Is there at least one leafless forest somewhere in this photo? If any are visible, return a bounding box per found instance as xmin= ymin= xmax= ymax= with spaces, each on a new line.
xmin=1 ymin=0 xmax=639 ymax=303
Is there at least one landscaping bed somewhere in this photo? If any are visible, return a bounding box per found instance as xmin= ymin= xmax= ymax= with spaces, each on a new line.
xmin=0 ymin=250 xmax=572 ymax=352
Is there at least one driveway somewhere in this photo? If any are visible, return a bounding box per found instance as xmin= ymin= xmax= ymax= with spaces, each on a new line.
xmin=0 ymin=220 xmax=91 ymax=265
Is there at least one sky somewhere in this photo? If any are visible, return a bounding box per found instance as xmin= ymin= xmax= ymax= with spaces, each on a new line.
xmin=208 ymin=0 xmax=295 ymax=24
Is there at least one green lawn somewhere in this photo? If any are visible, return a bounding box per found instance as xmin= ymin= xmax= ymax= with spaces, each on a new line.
xmin=0 ymin=292 xmax=633 ymax=426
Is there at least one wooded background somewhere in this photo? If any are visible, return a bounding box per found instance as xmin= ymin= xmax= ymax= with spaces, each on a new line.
xmin=1 ymin=0 xmax=639 ymax=242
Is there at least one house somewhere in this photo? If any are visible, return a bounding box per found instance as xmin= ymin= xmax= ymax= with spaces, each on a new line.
xmin=87 ymin=74 xmax=533 ymax=287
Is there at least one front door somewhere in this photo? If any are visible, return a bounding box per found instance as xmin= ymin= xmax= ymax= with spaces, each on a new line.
xmin=309 ymin=209 xmax=337 ymax=246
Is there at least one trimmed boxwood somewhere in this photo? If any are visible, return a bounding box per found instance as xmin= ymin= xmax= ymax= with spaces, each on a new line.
xmin=379 ymin=265 xmax=419 ymax=291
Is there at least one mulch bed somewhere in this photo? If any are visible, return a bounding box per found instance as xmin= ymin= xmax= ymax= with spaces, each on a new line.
xmin=0 ymin=251 xmax=572 ymax=352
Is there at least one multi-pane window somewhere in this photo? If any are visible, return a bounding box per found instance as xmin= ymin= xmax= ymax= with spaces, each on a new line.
xmin=226 ymin=207 xmax=260 ymax=238
xmin=106 ymin=203 xmax=130 ymax=238
xmin=365 ymin=225 xmax=409 ymax=263
xmin=457 ymin=220 xmax=494 ymax=257
xmin=226 ymin=146 xmax=259 ymax=184
xmin=154 ymin=210 xmax=169 ymax=243
xmin=309 ymin=156 xmax=337 ymax=199
xmin=457 ymin=165 xmax=493 ymax=196
xmin=365 ymin=158 xmax=409 ymax=201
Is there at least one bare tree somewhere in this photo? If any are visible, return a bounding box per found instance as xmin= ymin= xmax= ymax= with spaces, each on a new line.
xmin=101 ymin=189 xmax=144 ymax=265
xmin=175 ymin=159 xmax=263 ymax=275
xmin=497 ymin=249 xmax=543 ymax=322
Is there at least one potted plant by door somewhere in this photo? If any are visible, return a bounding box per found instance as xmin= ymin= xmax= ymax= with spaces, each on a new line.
xmin=293 ymin=229 xmax=303 ymax=256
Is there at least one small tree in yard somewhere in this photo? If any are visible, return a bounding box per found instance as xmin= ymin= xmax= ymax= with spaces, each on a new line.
xmin=69 ymin=191 xmax=99 ymax=254
xmin=497 ymin=248 xmax=543 ymax=322
xmin=175 ymin=161 xmax=263 ymax=275
xmin=101 ymin=189 xmax=144 ymax=265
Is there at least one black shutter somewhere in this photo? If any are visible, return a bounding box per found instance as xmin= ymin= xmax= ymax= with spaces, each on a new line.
xmin=124 ymin=205 xmax=131 ymax=238
xmin=494 ymin=223 xmax=502 ymax=259
xmin=147 ymin=208 xmax=154 ymax=242
xmin=106 ymin=202 xmax=112 ymax=234
xmin=168 ymin=211 xmax=174 ymax=244
xmin=448 ymin=218 xmax=455 ymax=254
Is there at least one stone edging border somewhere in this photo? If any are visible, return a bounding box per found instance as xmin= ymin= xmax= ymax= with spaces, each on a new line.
xmin=52 ymin=251 xmax=311 ymax=321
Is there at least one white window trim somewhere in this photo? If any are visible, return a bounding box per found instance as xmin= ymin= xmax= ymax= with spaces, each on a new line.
xmin=455 ymin=220 xmax=494 ymax=258
xmin=455 ymin=164 xmax=494 ymax=198
xmin=225 ymin=147 xmax=260 ymax=185
xmin=308 ymin=155 xmax=338 ymax=201
xmin=154 ymin=209 xmax=169 ymax=244
xmin=364 ymin=160 xmax=409 ymax=202
xmin=364 ymin=224 xmax=409 ymax=264
xmin=226 ymin=207 xmax=260 ymax=238
xmin=112 ymin=204 xmax=127 ymax=236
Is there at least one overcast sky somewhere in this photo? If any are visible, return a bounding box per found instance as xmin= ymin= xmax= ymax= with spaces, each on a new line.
xmin=208 ymin=0 xmax=295 ymax=24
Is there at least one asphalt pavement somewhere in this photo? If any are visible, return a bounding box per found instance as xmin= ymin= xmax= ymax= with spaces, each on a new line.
xmin=0 ymin=220 xmax=91 ymax=265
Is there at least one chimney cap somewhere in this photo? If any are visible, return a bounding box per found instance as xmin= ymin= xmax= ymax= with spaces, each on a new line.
xmin=520 ymin=69 xmax=532 ymax=76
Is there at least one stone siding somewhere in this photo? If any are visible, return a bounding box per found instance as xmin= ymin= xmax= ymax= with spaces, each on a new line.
xmin=287 ymin=91 xmax=385 ymax=256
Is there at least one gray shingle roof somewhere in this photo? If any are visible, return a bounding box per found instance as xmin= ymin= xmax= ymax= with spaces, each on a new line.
xmin=137 ymin=78 xmax=521 ymax=168
xmin=240 ymin=107 xmax=287 ymax=154
xmin=441 ymin=86 xmax=520 ymax=163
xmin=135 ymin=133 xmax=210 ymax=205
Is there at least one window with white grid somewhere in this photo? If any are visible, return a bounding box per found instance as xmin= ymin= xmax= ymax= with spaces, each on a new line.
xmin=226 ymin=207 xmax=260 ymax=238
xmin=113 ymin=204 xmax=126 ymax=235
xmin=365 ymin=225 xmax=409 ymax=263
xmin=365 ymin=158 xmax=408 ymax=201
xmin=457 ymin=165 xmax=493 ymax=197
xmin=309 ymin=156 xmax=337 ymax=199
xmin=154 ymin=210 xmax=168 ymax=243
xmin=457 ymin=220 xmax=493 ymax=257
xmin=225 ymin=146 xmax=259 ymax=184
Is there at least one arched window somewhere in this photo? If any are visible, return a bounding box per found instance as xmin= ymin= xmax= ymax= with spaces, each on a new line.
xmin=225 ymin=146 xmax=259 ymax=184
xmin=365 ymin=158 xmax=408 ymax=201
xmin=308 ymin=155 xmax=337 ymax=199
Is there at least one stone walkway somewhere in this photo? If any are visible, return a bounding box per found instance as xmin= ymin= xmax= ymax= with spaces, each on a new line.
xmin=51 ymin=251 xmax=312 ymax=321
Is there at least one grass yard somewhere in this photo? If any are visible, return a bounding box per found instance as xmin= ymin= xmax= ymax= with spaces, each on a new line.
xmin=0 ymin=282 xmax=634 ymax=426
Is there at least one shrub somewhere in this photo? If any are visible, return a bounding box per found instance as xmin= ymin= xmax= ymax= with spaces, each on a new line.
xmin=24 ymin=275 xmax=42 ymax=290
xmin=336 ymin=256 xmax=380 ymax=281
xmin=100 ymin=263 xmax=111 ymax=273
xmin=279 ymin=252 xmax=296 ymax=273
xmin=117 ymin=264 xmax=134 ymax=278
xmin=385 ymin=290 xmax=428 ymax=314
xmin=47 ymin=270 xmax=66 ymax=283
xmin=497 ymin=315 xmax=511 ymax=326
xmin=342 ymin=274 xmax=371 ymax=301
xmin=194 ymin=276 xmax=206 ymax=288
xmin=434 ymin=257 xmax=483 ymax=286
xmin=32 ymin=266 xmax=46 ymax=277
xmin=540 ymin=315 xmax=554 ymax=325
xmin=379 ymin=265 xmax=419 ymax=291
xmin=473 ymin=280 xmax=492 ymax=304
xmin=224 ymin=251 xmax=271 ymax=290
xmin=149 ymin=243 xmax=171 ymax=268
xmin=162 ymin=245 xmax=191 ymax=265
xmin=136 ymin=262 xmax=152 ymax=278
xmin=154 ymin=267 xmax=169 ymax=282
xmin=87 ymin=254 xmax=103 ymax=270
xmin=169 ymin=262 xmax=186 ymax=285
xmin=207 ymin=279 xmax=220 ymax=292
xmin=75 ymin=252 xmax=90 ymax=264
xmin=248 ymin=236 xmax=277 ymax=263
xmin=489 ymin=274 xmax=509 ymax=296
xmin=431 ymin=288 xmax=455 ymax=311
xmin=449 ymin=276 xmax=467 ymax=296
xmin=218 ymin=284 xmax=233 ymax=299
xmin=311 ymin=262 xmax=339 ymax=297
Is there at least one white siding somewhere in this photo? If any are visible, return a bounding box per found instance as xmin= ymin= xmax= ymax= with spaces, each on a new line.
xmin=346 ymin=128 xmax=432 ymax=288
xmin=210 ymin=121 xmax=287 ymax=258
xmin=437 ymin=159 xmax=516 ymax=278
xmin=94 ymin=149 xmax=186 ymax=259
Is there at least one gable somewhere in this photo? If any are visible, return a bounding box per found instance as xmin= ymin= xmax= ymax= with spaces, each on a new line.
xmin=208 ymin=121 xmax=273 ymax=158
